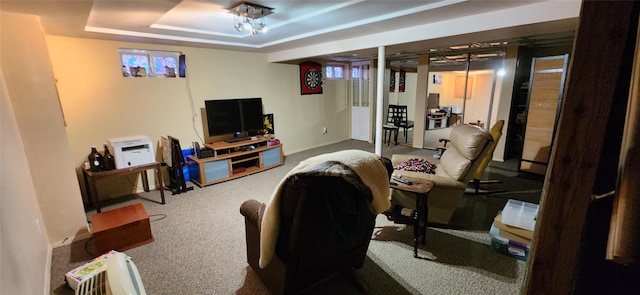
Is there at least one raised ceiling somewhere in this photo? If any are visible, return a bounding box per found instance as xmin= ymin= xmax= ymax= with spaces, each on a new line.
xmin=0 ymin=0 xmax=580 ymax=64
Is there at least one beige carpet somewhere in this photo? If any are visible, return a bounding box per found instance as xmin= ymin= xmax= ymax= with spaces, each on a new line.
xmin=394 ymin=126 xmax=453 ymax=150
xmin=49 ymin=139 xmax=534 ymax=295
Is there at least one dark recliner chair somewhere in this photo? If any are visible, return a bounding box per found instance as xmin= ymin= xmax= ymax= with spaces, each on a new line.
xmin=240 ymin=158 xmax=392 ymax=294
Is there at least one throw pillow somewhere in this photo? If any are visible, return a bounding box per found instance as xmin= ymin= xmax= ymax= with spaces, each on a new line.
xmin=394 ymin=158 xmax=437 ymax=174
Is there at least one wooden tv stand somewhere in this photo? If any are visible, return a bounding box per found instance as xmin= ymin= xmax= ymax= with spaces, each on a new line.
xmin=187 ymin=136 xmax=283 ymax=187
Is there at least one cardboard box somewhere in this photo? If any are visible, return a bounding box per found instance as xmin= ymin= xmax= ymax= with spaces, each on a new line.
xmin=92 ymin=203 xmax=154 ymax=254
xmin=494 ymin=212 xmax=534 ymax=240
xmin=490 ymin=224 xmax=529 ymax=261
xmin=65 ymin=250 xmax=118 ymax=290
xmin=498 ymin=227 xmax=531 ymax=245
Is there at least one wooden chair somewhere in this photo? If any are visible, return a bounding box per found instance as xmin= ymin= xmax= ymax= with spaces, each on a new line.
xmin=382 ymin=104 xmax=400 ymax=145
xmin=395 ymin=105 xmax=414 ymax=143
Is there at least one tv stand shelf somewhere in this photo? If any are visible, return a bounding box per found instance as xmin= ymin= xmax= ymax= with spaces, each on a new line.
xmin=187 ymin=136 xmax=283 ymax=187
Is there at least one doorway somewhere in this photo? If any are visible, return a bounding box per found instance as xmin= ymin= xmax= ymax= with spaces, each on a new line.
xmin=350 ymin=62 xmax=371 ymax=141
xmin=424 ymin=50 xmax=506 ymax=149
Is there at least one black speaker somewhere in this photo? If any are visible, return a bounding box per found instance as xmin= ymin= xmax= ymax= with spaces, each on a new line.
xmin=199 ymin=148 xmax=214 ymax=158
xmin=179 ymin=54 xmax=186 ymax=77
xmin=193 ymin=141 xmax=200 ymax=158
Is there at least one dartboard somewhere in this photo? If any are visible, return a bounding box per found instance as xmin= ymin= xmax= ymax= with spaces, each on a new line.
xmin=300 ymin=61 xmax=322 ymax=95
xmin=304 ymin=68 xmax=321 ymax=90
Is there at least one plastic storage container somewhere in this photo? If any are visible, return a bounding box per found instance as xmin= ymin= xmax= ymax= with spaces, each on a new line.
xmin=501 ymin=199 xmax=539 ymax=231
xmin=490 ymin=224 xmax=529 ymax=261
xmin=181 ymin=148 xmax=193 ymax=181
xmin=181 ymin=148 xmax=193 ymax=162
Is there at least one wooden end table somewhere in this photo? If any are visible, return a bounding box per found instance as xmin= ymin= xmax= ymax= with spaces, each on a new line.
xmin=92 ymin=203 xmax=154 ymax=253
xmin=388 ymin=176 xmax=435 ymax=258
xmin=83 ymin=162 xmax=165 ymax=213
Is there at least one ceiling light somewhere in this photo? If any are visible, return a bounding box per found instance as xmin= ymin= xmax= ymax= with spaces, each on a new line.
xmin=475 ymin=53 xmax=498 ymax=58
xmin=449 ymin=45 xmax=469 ymax=50
xmin=227 ymin=1 xmax=273 ymax=35
xmin=234 ymin=21 xmax=244 ymax=31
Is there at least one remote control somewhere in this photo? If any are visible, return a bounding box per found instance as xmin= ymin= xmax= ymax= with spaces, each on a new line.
xmin=392 ymin=176 xmax=413 ymax=185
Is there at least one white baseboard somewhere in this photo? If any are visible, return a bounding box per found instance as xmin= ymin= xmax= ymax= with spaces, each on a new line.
xmin=44 ymin=244 xmax=52 ymax=295
xmin=50 ymin=227 xmax=92 ymax=249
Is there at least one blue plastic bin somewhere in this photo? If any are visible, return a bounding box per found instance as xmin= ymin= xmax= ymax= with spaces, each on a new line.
xmin=181 ymin=149 xmax=194 ymax=181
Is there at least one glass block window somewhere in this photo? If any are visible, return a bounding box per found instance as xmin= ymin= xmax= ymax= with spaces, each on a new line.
xmin=152 ymin=54 xmax=178 ymax=77
xmin=352 ymin=66 xmax=360 ymax=79
xmin=325 ymin=64 xmax=345 ymax=79
xmin=121 ymin=53 xmax=150 ymax=77
xmin=325 ymin=66 xmax=333 ymax=78
xmin=119 ymin=48 xmax=180 ymax=78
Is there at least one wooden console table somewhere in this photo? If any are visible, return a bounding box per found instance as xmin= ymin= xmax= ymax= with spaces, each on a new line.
xmin=83 ymin=162 xmax=165 ymax=213
xmin=188 ymin=136 xmax=283 ymax=187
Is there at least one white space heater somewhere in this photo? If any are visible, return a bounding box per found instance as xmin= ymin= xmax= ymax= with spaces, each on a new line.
xmin=74 ymin=252 xmax=146 ymax=295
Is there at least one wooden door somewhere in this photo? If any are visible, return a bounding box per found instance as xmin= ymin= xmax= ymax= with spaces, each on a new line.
xmin=350 ymin=62 xmax=371 ymax=141
xmin=520 ymin=54 xmax=569 ymax=174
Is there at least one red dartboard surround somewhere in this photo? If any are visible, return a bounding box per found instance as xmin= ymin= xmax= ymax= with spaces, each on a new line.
xmin=300 ymin=61 xmax=323 ymax=95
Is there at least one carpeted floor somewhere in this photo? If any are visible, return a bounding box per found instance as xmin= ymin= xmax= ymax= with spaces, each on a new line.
xmin=50 ymin=139 xmax=543 ymax=294
xmin=392 ymin=126 xmax=453 ymax=152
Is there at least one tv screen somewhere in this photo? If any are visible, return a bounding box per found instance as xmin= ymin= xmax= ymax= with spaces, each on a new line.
xmin=239 ymin=98 xmax=264 ymax=133
xmin=205 ymin=99 xmax=241 ymax=136
xmin=204 ymin=98 xmax=263 ymax=138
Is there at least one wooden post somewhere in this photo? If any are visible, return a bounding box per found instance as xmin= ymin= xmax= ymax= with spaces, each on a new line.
xmin=524 ymin=1 xmax=639 ymax=294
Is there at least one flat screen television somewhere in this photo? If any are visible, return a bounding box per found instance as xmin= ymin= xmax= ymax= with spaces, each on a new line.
xmin=204 ymin=98 xmax=263 ymax=142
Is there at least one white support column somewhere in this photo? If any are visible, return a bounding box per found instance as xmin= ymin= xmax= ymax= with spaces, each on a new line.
xmin=375 ymin=46 xmax=386 ymax=156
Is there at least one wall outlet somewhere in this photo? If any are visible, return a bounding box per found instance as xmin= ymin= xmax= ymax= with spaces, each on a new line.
xmin=322 ymin=127 xmax=327 ymax=135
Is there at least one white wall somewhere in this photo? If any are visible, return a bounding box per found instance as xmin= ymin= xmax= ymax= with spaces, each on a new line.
xmin=428 ymin=73 xmax=444 ymax=99
xmin=1 ymin=11 xmax=90 ymax=295
xmin=2 ymin=12 xmax=353 ymax=294
xmin=44 ymin=35 xmax=351 ymax=201
xmin=1 ymin=66 xmax=51 ymax=295
xmin=422 ymin=69 xmax=511 ymax=161
xmin=388 ymin=71 xmax=418 ymax=121
xmin=466 ymin=73 xmax=495 ymax=126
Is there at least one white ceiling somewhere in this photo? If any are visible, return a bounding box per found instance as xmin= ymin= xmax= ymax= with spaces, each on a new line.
xmin=1 ymin=0 xmax=581 ymax=64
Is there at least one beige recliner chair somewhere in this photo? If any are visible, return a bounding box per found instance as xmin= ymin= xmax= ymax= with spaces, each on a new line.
xmin=240 ymin=151 xmax=393 ymax=294
xmin=390 ymin=124 xmax=493 ymax=224
xmin=467 ymin=120 xmax=505 ymax=194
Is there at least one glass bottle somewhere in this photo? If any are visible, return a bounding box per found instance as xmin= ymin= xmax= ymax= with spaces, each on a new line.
xmin=103 ymin=144 xmax=116 ymax=171
xmin=88 ymin=146 xmax=104 ymax=172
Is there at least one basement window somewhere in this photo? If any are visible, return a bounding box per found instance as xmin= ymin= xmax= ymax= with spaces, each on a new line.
xmin=325 ymin=64 xmax=345 ymax=79
xmin=119 ymin=49 xmax=180 ymax=78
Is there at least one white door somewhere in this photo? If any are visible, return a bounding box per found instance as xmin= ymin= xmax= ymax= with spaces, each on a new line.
xmin=351 ymin=62 xmax=371 ymax=141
